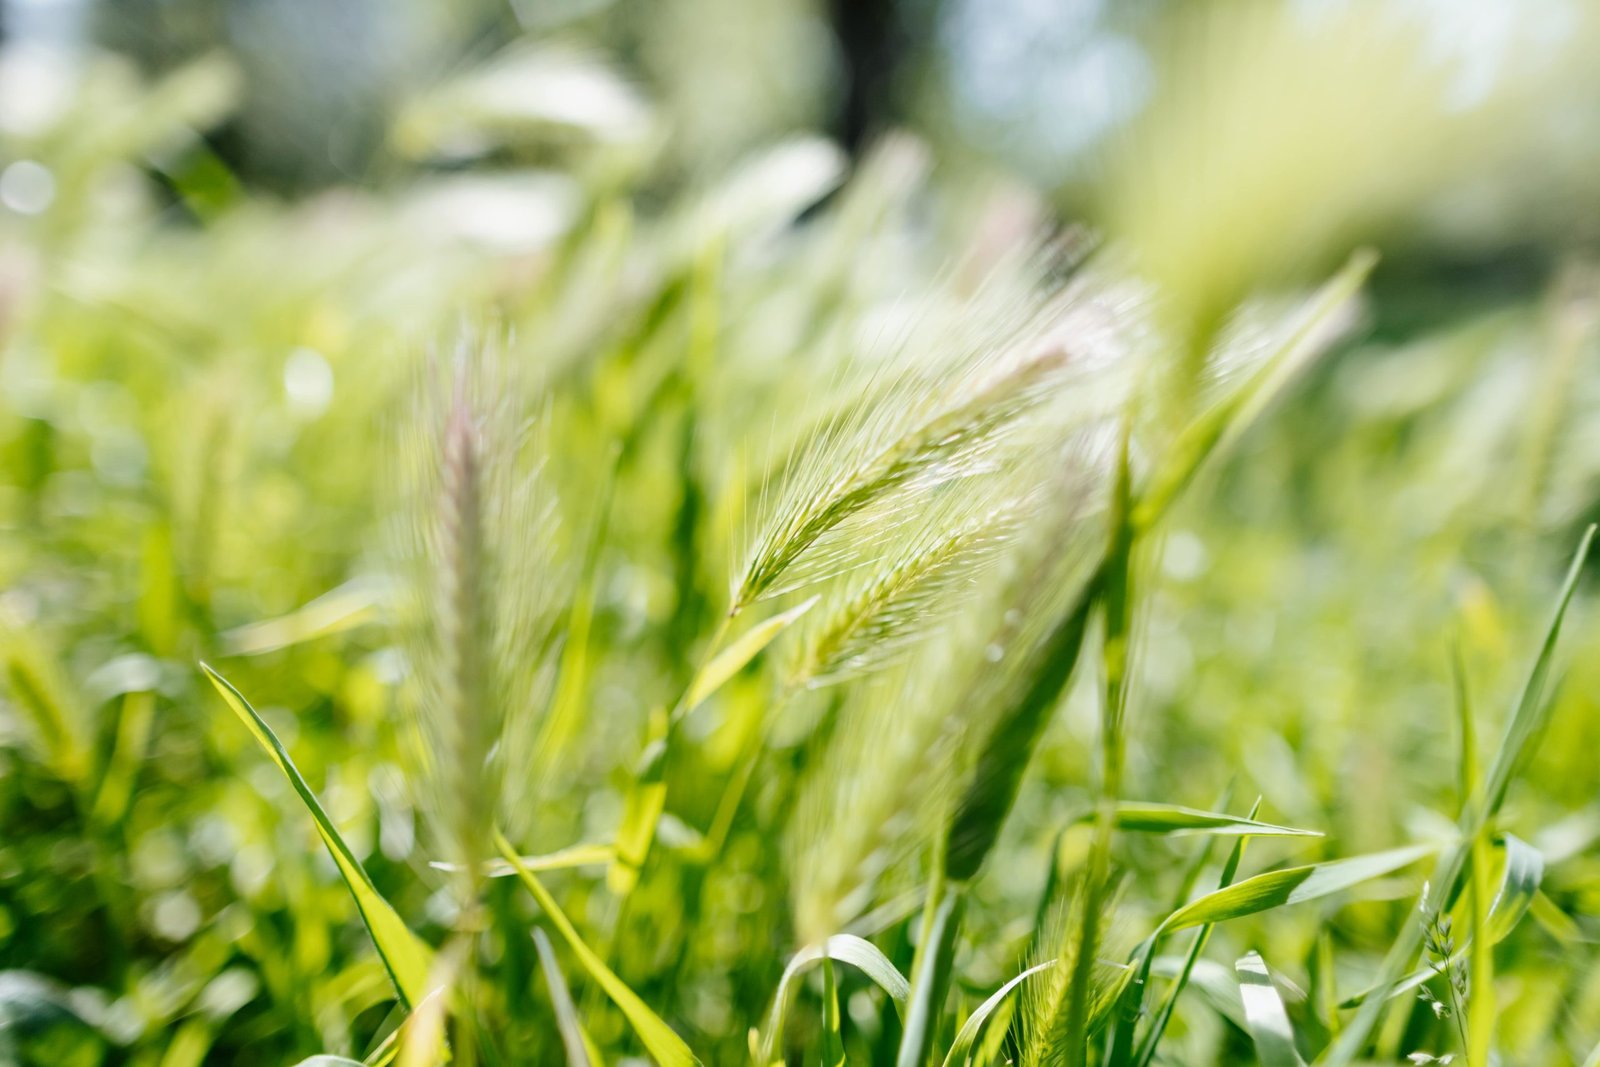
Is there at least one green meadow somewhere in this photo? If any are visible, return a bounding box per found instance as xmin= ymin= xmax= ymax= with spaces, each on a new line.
xmin=2 ymin=4 xmax=1599 ymax=1064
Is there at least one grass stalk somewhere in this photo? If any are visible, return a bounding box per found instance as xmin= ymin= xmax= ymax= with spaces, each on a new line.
xmin=1062 ymin=423 xmax=1135 ymax=1067
xmin=1322 ymin=524 xmax=1596 ymax=1065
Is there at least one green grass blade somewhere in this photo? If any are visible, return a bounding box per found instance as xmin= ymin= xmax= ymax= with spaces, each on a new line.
xmin=200 ymin=663 xmax=434 ymax=1010
xmin=1484 ymin=833 xmax=1544 ymax=943
xmin=430 ymin=841 xmax=614 ymax=877
xmin=610 ymin=709 xmax=669 ymax=896
xmin=295 ymin=1058 xmax=365 ymax=1066
xmin=1066 ymin=426 xmax=1137 ymax=1067
xmin=940 ymin=960 xmax=1055 ymax=1067
xmin=896 ymin=886 xmax=966 ymax=1067
xmin=534 ymin=928 xmax=595 ymax=1067
xmin=2 ymin=629 xmax=90 ymax=786
xmin=1133 ymin=250 xmax=1377 ymax=534
xmin=1466 ymin=827 xmax=1493 ymax=1067
xmin=1321 ymin=525 xmax=1594 ymax=1065
xmin=1159 ymin=844 xmax=1436 ymax=935
xmin=220 ymin=579 xmax=382 ymax=655
xmin=535 ymin=449 xmax=618 ymax=773
xmin=1236 ymin=952 xmax=1306 ymax=1067
xmin=1143 ymin=958 xmax=1249 ymax=1031
xmin=1312 ymin=931 xmax=1338 ymax=1044
xmin=1479 ymin=523 xmax=1595 ymax=817
xmin=493 ymin=829 xmax=702 ymax=1067
xmin=91 ymin=689 xmax=157 ymax=826
xmin=684 ymin=595 xmax=818 ymax=715
xmin=1451 ymin=640 xmax=1479 ymax=816
xmin=1453 ymin=636 xmax=1492 ymax=1067
xmin=610 ymin=596 xmax=818 ymax=898
xmin=362 ymin=1024 xmax=400 ymax=1067
xmin=1337 ymin=834 xmax=1544 ymax=1010
xmin=1094 ymin=802 xmax=1321 ymax=839
xmin=361 ymin=985 xmax=450 ymax=1067
xmin=758 ymin=934 xmax=910 ymax=1064
xmin=1129 ymin=801 xmax=1260 ymax=1067
xmin=1528 ymin=889 xmax=1582 ymax=943
xmin=820 ymin=956 xmax=845 ymax=1067
xmin=613 ymin=594 xmax=815 ymax=896
xmin=945 ymin=585 xmax=1096 ymax=882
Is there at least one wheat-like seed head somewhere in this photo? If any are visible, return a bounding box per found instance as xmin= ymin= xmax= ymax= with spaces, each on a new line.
xmin=783 ymin=425 xmax=1119 ymax=946
xmin=1018 ymin=885 xmax=1130 ymax=1067
xmin=391 ymin=330 xmax=560 ymax=888
xmin=783 ymin=450 xmax=1108 ymax=943
xmin=732 ymin=266 xmax=1138 ymax=615
xmin=786 ymin=495 xmax=1023 ymax=691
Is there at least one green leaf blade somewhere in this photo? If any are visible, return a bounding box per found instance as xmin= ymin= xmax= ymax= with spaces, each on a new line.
xmin=1104 ymin=802 xmax=1321 ymax=839
xmin=534 ymin=928 xmax=595 ymax=1067
xmin=758 ymin=934 xmax=910 ymax=1064
xmin=685 ymin=595 xmax=818 ymax=714
xmin=1236 ymin=952 xmax=1306 ymax=1067
xmin=493 ymin=830 xmax=702 ymax=1067
xmin=1161 ymin=844 xmax=1435 ymax=935
xmin=200 ymin=663 xmax=434 ymax=1010
xmin=941 ymin=960 xmax=1055 ymax=1067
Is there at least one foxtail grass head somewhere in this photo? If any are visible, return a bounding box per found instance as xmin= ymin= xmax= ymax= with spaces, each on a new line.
xmin=1017 ymin=882 xmax=1132 ymax=1065
xmin=391 ymin=329 xmax=560 ymax=894
xmin=733 ymin=261 xmax=1138 ymax=617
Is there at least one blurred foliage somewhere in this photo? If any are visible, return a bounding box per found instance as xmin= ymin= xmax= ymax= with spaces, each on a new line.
xmin=2 ymin=3 xmax=1600 ymax=1066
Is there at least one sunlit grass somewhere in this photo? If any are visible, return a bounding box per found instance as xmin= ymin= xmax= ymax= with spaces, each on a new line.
xmin=2 ymin=10 xmax=1600 ymax=1067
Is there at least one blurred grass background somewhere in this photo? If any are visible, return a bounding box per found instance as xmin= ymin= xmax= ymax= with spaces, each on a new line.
xmin=2 ymin=0 xmax=1600 ymax=1064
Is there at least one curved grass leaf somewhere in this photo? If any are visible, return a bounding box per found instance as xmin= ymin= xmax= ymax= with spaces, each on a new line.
xmin=896 ymin=887 xmax=965 ymax=1067
xmin=1338 ymin=834 xmax=1544 ymax=1009
xmin=221 ymin=578 xmax=383 ymax=655
xmin=685 ymin=595 xmax=818 ymax=714
xmin=200 ymin=663 xmax=434 ymax=1010
xmin=820 ymin=957 xmax=845 ymax=1067
xmin=493 ymin=830 xmax=701 ymax=1067
xmin=534 ymin=928 xmax=594 ymax=1067
xmin=1126 ymin=801 xmax=1260 ymax=1067
xmin=430 ymin=841 xmax=614 ymax=877
xmin=945 ymin=585 xmax=1097 ymax=883
xmin=1132 ymin=250 xmax=1377 ymax=534
xmin=1159 ymin=844 xmax=1435 ymax=936
xmin=1236 ymin=952 xmax=1305 ymax=1067
xmin=1484 ymin=833 xmax=1544 ymax=943
xmin=360 ymin=984 xmax=450 ymax=1067
xmin=758 ymin=934 xmax=910 ymax=1064
xmin=1322 ymin=525 xmax=1595 ymax=1066
xmin=941 ymin=960 xmax=1055 ymax=1067
xmin=295 ymin=1059 xmax=365 ymax=1066
xmin=1095 ymin=802 xmax=1321 ymax=839
xmin=1479 ymin=524 xmax=1595 ymax=818
xmin=1145 ymin=957 xmax=1248 ymax=1032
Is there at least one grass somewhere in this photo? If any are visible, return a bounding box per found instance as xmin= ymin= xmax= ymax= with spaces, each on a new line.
xmin=4 ymin=16 xmax=1600 ymax=1067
